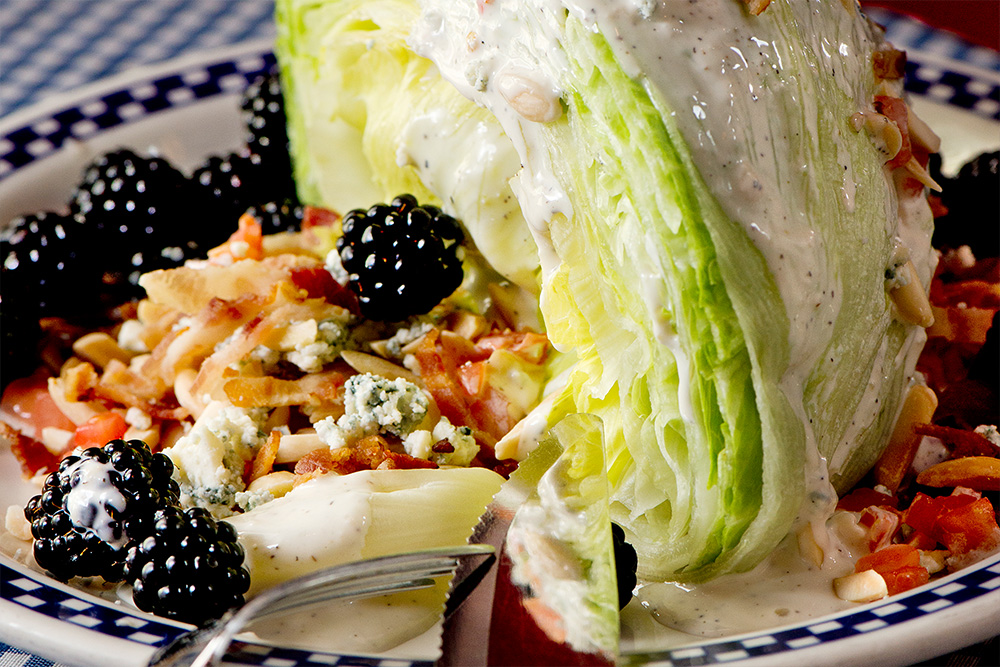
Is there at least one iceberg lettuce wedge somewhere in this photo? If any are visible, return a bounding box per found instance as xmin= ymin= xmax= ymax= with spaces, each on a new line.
xmin=277 ymin=0 xmax=935 ymax=582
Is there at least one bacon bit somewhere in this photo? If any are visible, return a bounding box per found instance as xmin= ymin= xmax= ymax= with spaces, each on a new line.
xmin=62 ymin=362 xmax=100 ymax=403
xmin=1 ymin=421 xmax=60 ymax=478
xmin=224 ymin=370 xmax=346 ymax=409
xmin=248 ymin=430 xmax=281 ymax=484
xmin=837 ymin=486 xmax=898 ymax=512
xmin=913 ymin=424 xmax=998 ymax=458
xmin=294 ymin=436 xmax=437 ymax=477
xmin=414 ymin=329 xmax=478 ymax=428
xmin=858 ymin=505 xmax=902 ymax=552
xmin=289 ymin=266 xmax=360 ymax=314
xmin=431 ymin=440 xmax=455 ymax=453
xmin=292 ymin=468 xmax=327 ymax=488
xmin=930 ymin=279 xmax=1000 ymax=310
xmin=873 ymin=48 xmax=907 ymax=79
xmin=927 ymin=306 xmax=996 ymax=345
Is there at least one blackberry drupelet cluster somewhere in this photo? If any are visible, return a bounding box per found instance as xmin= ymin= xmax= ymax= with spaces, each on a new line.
xmin=24 ymin=439 xmax=179 ymax=583
xmin=337 ymin=194 xmax=465 ymax=321
xmin=1 ymin=67 xmax=300 ymax=389
xmin=931 ymin=150 xmax=999 ymax=257
xmin=126 ymin=506 xmax=250 ymax=626
xmin=191 ymin=69 xmax=298 ymax=225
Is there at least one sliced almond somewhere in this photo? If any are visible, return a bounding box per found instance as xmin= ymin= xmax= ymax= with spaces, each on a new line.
xmin=340 ymin=350 xmax=420 ymax=384
xmin=834 ymin=569 xmax=888 ymax=603
xmin=915 ymin=456 xmax=1000 ymax=491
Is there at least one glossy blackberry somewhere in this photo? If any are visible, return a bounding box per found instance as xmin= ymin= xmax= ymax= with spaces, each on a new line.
xmin=70 ymin=149 xmax=195 ymax=298
xmin=336 ymin=194 xmax=464 ymax=321
xmin=126 ymin=506 xmax=250 ymax=625
xmin=24 ymin=439 xmax=180 ymax=582
xmin=933 ymin=151 xmax=999 ymax=256
xmin=611 ymin=523 xmax=637 ymax=610
xmin=191 ymin=151 xmax=296 ymax=235
xmin=244 ymin=199 xmax=303 ymax=235
xmin=241 ymin=70 xmax=290 ymax=160
xmin=1 ymin=211 xmax=93 ymax=316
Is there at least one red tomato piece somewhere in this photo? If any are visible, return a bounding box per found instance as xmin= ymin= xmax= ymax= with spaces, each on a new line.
xmin=936 ymin=497 xmax=1000 ymax=555
xmin=301 ymin=205 xmax=340 ymax=229
xmin=856 ymin=543 xmax=921 ymax=574
xmin=0 ymin=370 xmax=76 ymax=439
xmin=73 ymin=412 xmax=128 ymax=451
xmin=881 ymin=565 xmax=930 ymax=596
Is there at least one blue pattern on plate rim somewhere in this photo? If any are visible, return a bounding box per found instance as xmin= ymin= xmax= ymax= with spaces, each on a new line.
xmin=3 ymin=552 xmax=999 ymax=666
xmin=0 ymin=29 xmax=998 ymax=667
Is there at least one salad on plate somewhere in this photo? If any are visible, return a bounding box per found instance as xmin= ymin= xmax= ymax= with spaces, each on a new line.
xmin=1 ymin=0 xmax=998 ymax=662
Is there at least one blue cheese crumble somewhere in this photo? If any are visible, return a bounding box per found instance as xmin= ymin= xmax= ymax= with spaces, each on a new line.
xmin=286 ymin=318 xmax=351 ymax=372
xmin=315 ymin=373 xmax=429 ymax=449
xmin=403 ymin=417 xmax=478 ymax=466
xmin=163 ymin=401 xmax=269 ymax=518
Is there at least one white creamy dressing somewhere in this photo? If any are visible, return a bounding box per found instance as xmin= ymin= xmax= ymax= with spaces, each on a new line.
xmin=226 ymin=472 xmax=371 ymax=595
xmin=411 ymin=0 xmax=886 ymax=519
xmin=637 ymin=510 xmax=867 ymax=636
xmin=63 ymin=458 xmax=128 ymax=549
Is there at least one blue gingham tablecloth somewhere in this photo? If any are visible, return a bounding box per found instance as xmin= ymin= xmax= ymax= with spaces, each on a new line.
xmin=0 ymin=2 xmax=998 ymax=667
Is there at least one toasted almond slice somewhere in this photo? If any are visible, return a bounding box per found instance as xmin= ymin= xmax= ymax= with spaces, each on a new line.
xmin=340 ymin=350 xmax=420 ymax=384
xmin=834 ymin=569 xmax=888 ymax=603
xmin=915 ymin=456 xmax=1000 ymax=491
xmin=72 ymin=332 xmax=133 ymax=370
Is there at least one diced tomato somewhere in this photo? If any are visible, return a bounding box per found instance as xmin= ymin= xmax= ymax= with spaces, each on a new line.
xmin=289 ymin=266 xmax=360 ymax=315
xmin=475 ymin=331 xmax=549 ymax=364
xmin=904 ymin=490 xmax=978 ymax=537
xmin=881 ymin=565 xmax=930 ymax=596
xmin=301 ymin=205 xmax=340 ymax=229
xmin=209 ymin=213 xmax=263 ymax=262
xmin=857 ymin=543 xmax=921 ymax=574
xmin=837 ymin=486 xmax=898 ymax=512
xmin=1 ymin=370 xmax=76 ymax=439
xmin=858 ymin=505 xmax=902 ymax=551
xmin=73 ymin=412 xmax=128 ymax=451
xmin=905 ymin=530 xmax=939 ymax=550
xmin=935 ymin=497 xmax=1000 ymax=555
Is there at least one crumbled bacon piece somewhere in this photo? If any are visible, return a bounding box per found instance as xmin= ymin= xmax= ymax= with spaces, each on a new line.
xmin=873 ymin=48 xmax=907 ymax=79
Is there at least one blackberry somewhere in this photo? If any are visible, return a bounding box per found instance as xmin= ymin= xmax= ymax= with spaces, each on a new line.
xmin=24 ymin=439 xmax=179 ymax=582
xmin=1 ymin=211 xmax=94 ymax=317
xmin=611 ymin=523 xmax=637 ymax=610
xmin=241 ymin=70 xmax=290 ymax=161
xmin=243 ymin=199 xmax=303 ymax=235
xmin=70 ymin=149 xmax=195 ymax=298
xmin=191 ymin=152 xmax=296 ymax=234
xmin=933 ymin=151 xmax=999 ymax=256
xmin=337 ymin=194 xmax=464 ymax=321
xmin=126 ymin=507 xmax=250 ymax=625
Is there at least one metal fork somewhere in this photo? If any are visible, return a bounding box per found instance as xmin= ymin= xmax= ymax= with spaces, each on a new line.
xmin=148 ymin=544 xmax=495 ymax=667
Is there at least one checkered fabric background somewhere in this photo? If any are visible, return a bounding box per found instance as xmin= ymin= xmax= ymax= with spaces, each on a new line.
xmin=0 ymin=3 xmax=998 ymax=667
xmin=0 ymin=0 xmax=277 ymax=118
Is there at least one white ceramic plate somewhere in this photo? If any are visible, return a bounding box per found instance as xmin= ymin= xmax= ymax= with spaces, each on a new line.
xmin=1 ymin=41 xmax=999 ymax=667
